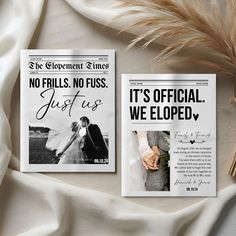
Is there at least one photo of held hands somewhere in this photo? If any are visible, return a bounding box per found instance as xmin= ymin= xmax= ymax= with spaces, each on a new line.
xmin=137 ymin=131 xmax=170 ymax=172
xmin=141 ymin=146 xmax=160 ymax=170
xmin=135 ymin=130 xmax=170 ymax=192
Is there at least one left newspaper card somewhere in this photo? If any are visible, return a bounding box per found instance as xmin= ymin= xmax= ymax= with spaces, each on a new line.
xmin=20 ymin=49 xmax=115 ymax=172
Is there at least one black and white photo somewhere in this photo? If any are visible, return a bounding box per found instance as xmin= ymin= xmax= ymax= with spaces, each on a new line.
xmin=29 ymin=116 xmax=109 ymax=165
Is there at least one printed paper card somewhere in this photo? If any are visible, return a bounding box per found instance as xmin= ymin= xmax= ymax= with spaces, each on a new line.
xmin=21 ymin=49 xmax=115 ymax=172
xmin=122 ymin=74 xmax=216 ymax=196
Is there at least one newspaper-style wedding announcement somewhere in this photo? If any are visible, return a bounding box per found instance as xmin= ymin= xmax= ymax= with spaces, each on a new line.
xmin=21 ymin=50 xmax=115 ymax=172
xmin=122 ymin=74 xmax=216 ymax=196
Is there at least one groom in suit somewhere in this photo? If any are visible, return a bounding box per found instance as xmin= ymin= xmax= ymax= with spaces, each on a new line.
xmin=80 ymin=116 xmax=108 ymax=163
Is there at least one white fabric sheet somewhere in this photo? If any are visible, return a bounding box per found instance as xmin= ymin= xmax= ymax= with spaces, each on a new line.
xmin=0 ymin=0 xmax=236 ymax=235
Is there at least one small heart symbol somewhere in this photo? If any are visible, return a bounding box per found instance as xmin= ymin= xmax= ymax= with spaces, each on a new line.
xmin=193 ymin=113 xmax=199 ymax=121
xmin=190 ymin=140 xmax=195 ymax=144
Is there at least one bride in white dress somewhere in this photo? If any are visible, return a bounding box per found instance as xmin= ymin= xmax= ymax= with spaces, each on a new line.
xmin=46 ymin=121 xmax=85 ymax=164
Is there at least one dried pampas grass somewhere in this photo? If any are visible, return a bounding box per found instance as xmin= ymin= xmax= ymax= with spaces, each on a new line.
xmin=115 ymin=0 xmax=236 ymax=75
xmin=228 ymin=152 xmax=236 ymax=176
xmin=115 ymin=0 xmax=236 ymax=176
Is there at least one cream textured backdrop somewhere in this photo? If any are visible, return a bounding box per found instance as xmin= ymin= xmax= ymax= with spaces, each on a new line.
xmin=0 ymin=0 xmax=236 ymax=235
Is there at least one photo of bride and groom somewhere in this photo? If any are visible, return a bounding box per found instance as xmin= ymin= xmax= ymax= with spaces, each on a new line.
xmin=125 ymin=131 xmax=170 ymax=193
xmin=29 ymin=116 xmax=108 ymax=165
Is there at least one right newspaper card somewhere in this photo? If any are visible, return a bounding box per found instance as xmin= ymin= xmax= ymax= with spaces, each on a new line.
xmin=122 ymin=74 xmax=216 ymax=197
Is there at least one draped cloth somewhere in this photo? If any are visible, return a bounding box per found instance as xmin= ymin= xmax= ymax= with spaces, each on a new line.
xmin=0 ymin=0 xmax=236 ymax=235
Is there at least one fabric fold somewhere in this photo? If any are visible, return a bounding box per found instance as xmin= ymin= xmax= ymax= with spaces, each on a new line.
xmin=1 ymin=169 xmax=236 ymax=236
xmin=0 ymin=0 xmax=45 ymax=184
xmin=0 ymin=0 xmax=235 ymax=235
